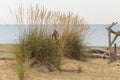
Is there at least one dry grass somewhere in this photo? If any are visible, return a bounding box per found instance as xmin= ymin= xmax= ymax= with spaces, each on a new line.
xmin=14 ymin=4 xmax=89 ymax=79
xmin=53 ymin=13 xmax=89 ymax=60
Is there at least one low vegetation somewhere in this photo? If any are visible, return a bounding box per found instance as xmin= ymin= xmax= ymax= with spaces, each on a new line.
xmin=78 ymin=65 xmax=82 ymax=73
xmin=16 ymin=63 xmax=25 ymax=80
xmin=14 ymin=4 xmax=89 ymax=79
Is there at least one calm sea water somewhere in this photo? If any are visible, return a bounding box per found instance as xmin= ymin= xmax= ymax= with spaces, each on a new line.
xmin=0 ymin=25 xmax=120 ymax=46
xmin=86 ymin=24 xmax=120 ymax=46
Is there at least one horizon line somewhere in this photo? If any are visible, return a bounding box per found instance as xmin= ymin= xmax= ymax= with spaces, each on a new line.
xmin=0 ymin=24 xmax=120 ymax=25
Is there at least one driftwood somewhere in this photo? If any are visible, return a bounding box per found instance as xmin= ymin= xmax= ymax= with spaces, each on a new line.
xmin=106 ymin=22 xmax=119 ymax=62
xmin=90 ymin=54 xmax=109 ymax=58
xmin=0 ymin=57 xmax=14 ymax=60
xmin=90 ymin=53 xmax=120 ymax=59
xmin=116 ymin=54 xmax=120 ymax=59
xmin=88 ymin=48 xmax=109 ymax=59
xmin=90 ymin=48 xmax=109 ymax=55
xmin=88 ymin=48 xmax=120 ymax=59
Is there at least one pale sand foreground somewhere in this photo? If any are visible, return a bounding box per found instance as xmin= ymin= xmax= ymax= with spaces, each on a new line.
xmin=1 ymin=58 xmax=120 ymax=80
xmin=0 ymin=44 xmax=120 ymax=80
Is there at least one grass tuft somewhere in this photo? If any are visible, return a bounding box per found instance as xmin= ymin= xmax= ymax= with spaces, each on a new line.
xmin=78 ymin=65 xmax=82 ymax=73
xmin=14 ymin=5 xmax=89 ymax=78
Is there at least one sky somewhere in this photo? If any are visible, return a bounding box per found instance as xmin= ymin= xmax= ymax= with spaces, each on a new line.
xmin=0 ymin=0 xmax=120 ymax=24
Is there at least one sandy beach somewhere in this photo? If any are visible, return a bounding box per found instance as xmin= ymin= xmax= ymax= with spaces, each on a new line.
xmin=1 ymin=57 xmax=120 ymax=80
xmin=0 ymin=44 xmax=120 ymax=80
xmin=0 ymin=0 xmax=120 ymax=80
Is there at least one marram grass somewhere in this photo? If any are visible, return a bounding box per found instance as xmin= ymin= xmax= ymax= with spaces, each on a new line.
xmin=14 ymin=5 xmax=89 ymax=79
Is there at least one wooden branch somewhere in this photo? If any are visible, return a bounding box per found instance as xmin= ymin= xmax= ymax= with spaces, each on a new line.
xmin=106 ymin=22 xmax=117 ymax=34
xmin=0 ymin=57 xmax=14 ymax=60
xmin=90 ymin=48 xmax=109 ymax=55
xmin=106 ymin=22 xmax=118 ymax=62
xmin=108 ymin=22 xmax=117 ymax=29
xmin=111 ymin=35 xmax=118 ymax=46
xmin=117 ymin=54 xmax=120 ymax=59
xmin=110 ymin=29 xmax=118 ymax=34
xmin=90 ymin=54 xmax=107 ymax=58
xmin=90 ymin=53 xmax=109 ymax=59
xmin=90 ymin=53 xmax=120 ymax=59
xmin=108 ymin=27 xmax=112 ymax=61
xmin=89 ymin=48 xmax=120 ymax=60
xmin=106 ymin=29 xmax=120 ymax=36
xmin=117 ymin=31 xmax=120 ymax=35
xmin=114 ymin=43 xmax=117 ymax=61
xmin=110 ymin=29 xmax=120 ymax=36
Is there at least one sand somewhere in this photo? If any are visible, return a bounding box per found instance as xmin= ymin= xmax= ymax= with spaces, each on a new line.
xmin=0 ymin=44 xmax=120 ymax=80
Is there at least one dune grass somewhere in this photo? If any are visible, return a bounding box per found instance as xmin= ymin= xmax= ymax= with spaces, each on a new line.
xmin=14 ymin=29 xmax=31 ymax=80
xmin=52 ymin=12 xmax=89 ymax=60
xmin=14 ymin=5 xmax=89 ymax=79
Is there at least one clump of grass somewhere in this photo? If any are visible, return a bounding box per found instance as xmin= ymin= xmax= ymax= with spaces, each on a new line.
xmin=53 ymin=12 xmax=89 ymax=61
xmin=15 ymin=27 xmax=61 ymax=71
xmin=14 ymin=5 xmax=89 ymax=77
xmin=61 ymin=31 xmax=85 ymax=60
xmin=16 ymin=64 xmax=25 ymax=80
xmin=14 ymin=29 xmax=31 ymax=80
xmin=15 ymin=5 xmax=62 ymax=72
xmin=25 ymin=27 xmax=61 ymax=69
xmin=78 ymin=65 xmax=82 ymax=73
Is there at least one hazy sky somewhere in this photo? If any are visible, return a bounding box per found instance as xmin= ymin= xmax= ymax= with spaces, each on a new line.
xmin=0 ymin=0 xmax=120 ymax=24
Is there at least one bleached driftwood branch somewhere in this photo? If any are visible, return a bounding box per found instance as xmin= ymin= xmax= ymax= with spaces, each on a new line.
xmin=88 ymin=48 xmax=120 ymax=59
xmin=0 ymin=57 xmax=14 ymax=60
xmin=106 ymin=22 xmax=118 ymax=62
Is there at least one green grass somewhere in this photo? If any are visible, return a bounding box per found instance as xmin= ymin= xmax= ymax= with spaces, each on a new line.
xmin=78 ymin=65 xmax=82 ymax=73
xmin=16 ymin=63 xmax=25 ymax=80
xmin=14 ymin=5 xmax=89 ymax=78
xmin=56 ymin=15 xmax=89 ymax=61
xmin=25 ymin=27 xmax=61 ymax=69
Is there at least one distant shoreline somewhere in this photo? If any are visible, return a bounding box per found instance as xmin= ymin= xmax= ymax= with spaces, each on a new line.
xmin=0 ymin=44 xmax=120 ymax=47
xmin=0 ymin=44 xmax=109 ymax=47
xmin=0 ymin=24 xmax=120 ymax=25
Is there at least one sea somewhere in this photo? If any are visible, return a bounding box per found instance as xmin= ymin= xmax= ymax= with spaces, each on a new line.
xmin=0 ymin=24 xmax=120 ymax=46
